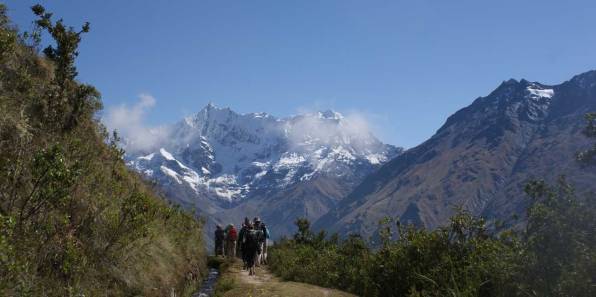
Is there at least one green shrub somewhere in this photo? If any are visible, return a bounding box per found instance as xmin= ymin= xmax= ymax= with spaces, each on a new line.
xmin=269 ymin=114 xmax=596 ymax=297
xmin=270 ymin=194 xmax=594 ymax=297
xmin=0 ymin=4 xmax=207 ymax=296
xmin=271 ymin=212 xmax=520 ymax=297
xmin=215 ymin=277 xmax=235 ymax=296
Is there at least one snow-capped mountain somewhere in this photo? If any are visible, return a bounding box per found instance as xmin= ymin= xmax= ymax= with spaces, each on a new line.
xmin=127 ymin=104 xmax=400 ymax=204
xmin=125 ymin=104 xmax=401 ymax=239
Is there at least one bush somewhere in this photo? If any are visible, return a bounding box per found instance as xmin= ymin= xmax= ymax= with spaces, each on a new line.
xmin=521 ymin=178 xmax=596 ymax=297
xmin=270 ymin=188 xmax=595 ymax=297
xmin=270 ymin=212 xmax=520 ymax=297
xmin=269 ymin=112 xmax=596 ymax=297
xmin=214 ymin=277 xmax=235 ymax=296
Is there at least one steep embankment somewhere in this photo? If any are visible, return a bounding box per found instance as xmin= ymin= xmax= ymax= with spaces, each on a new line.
xmin=0 ymin=5 xmax=206 ymax=296
xmin=213 ymin=260 xmax=356 ymax=297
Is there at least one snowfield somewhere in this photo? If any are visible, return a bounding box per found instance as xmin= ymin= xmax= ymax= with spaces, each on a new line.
xmin=126 ymin=103 xmax=401 ymax=203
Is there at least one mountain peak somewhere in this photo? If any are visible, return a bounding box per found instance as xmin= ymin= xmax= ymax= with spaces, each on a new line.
xmin=318 ymin=110 xmax=344 ymax=120
xmin=193 ymin=102 xmax=237 ymax=123
xmin=127 ymin=103 xmax=400 ymax=204
xmin=503 ymin=78 xmax=520 ymax=85
xmin=491 ymin=78 xmax=521 ymax=96
xmin=199 ymin=102 xmax=233 ymax=114
xmin=198 ymin=103 xmax=275 ymax=121
xmin=568 ymin=69 xmax=596 ymax=89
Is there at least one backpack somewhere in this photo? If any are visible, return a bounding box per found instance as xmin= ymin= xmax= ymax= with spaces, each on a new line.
xmin=255 ymin=229 xmax=265 ymax=243
xmin=262 ymin=225 xmax=270 ymax=239
xmin=215 ymin=229 xmax=224 ymax=242
xmin=239 ymin=227 xmax=247 ymax=244
xmin=245 ymin=230 xmax=258 ymax=250
xmin=228 ymin=227 xmax=238 ymax=241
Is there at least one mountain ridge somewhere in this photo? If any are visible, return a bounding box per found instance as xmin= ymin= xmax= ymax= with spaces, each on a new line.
xmin=124 ymin=70 xmax=596 ymax=243
xmin=127 ymin=104 xmax=401 ymax=202
xmin=315 ymin=70 xmax=596 ymax=240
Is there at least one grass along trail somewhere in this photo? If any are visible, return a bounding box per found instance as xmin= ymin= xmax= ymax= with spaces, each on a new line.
xmin=214 ymin=259 xmax=356 ymax=297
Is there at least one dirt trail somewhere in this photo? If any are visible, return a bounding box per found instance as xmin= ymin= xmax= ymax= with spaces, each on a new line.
xmin=216 ymin=260 xmax=356 ymax=297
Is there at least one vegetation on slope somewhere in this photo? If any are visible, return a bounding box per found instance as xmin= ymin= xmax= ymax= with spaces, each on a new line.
xmin=269 ymin=116 xmax=596 ymax=297
xmin=0 ymin=4 xmax=206 ymax=296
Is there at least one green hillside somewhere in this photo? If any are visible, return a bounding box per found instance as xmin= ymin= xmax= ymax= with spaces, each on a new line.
xmin=269 ymin=115 xmax=596 ymax=296
xmin=0 ymin=4 xmax=206 ymax=296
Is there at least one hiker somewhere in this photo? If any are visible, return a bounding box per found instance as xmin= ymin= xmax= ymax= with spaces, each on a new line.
xmin=223 ymin=224 xmax=230 ymax=256
xmin=260 ymin=222 xmax=270 ymax=265
xmin=214 ymin=224 xmax=225 ymax=256
xmin=225 ymin=223 xmax=237 ymax=258
xmin=244 ymin=223 xmax=261 ymax=276
xmin=238 ymin=218 xmax=250 ymax=269
xmin=236 ymin=221 xmax=243 ymax=259
xmin=253 ymin=217 xmax=265 ymax=267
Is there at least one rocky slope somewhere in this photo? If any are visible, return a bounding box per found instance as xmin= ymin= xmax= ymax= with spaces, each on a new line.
xmin=125 ymin=104 xmax=401 ymax=239
xmin=316 ymin=70 xmax=596 ymax=240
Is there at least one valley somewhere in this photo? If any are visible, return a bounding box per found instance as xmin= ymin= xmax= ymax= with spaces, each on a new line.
xmin=126 ymin=70 xmax=596 ymax=244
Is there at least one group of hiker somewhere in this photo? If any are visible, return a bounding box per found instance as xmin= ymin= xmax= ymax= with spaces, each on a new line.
xmin=214 ymin=216 xmax=271 ymax=276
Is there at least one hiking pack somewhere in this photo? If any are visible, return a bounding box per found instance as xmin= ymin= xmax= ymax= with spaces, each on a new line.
xmin=228 ymin=226 xmax=238 ymax=241
xmin=245 ymin=229 xmax=261 ymax=252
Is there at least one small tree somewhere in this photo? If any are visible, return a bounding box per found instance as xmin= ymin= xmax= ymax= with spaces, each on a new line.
xmin=30 ymin=4 xmax=99 ymax=131
xmin=577 ymin=112 xmax=596 ymax=165
xmin=293 ymin=218 xmax=313 ymax=244
xmin=523 ymin=178 xmax=595 ymax=296
xmin=519 ymin=112 xmax=596 ymax=296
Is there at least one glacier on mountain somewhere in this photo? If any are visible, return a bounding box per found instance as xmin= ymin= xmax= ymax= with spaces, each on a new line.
xmin=526 ymin=85 xmax=554 ymax=99
xmin=125 ymin=104 xmax=400 ymax=204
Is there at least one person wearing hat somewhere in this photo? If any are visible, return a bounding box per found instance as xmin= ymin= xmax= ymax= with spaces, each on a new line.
xmin=252 ymin=217 xmax=265 ymax=266
xmin=243 ymin=223 xmax=261 ymax=276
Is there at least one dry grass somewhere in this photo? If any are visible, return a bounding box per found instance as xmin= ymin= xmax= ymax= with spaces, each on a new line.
xmin=119 ymin=223 xmax=206 ymax=296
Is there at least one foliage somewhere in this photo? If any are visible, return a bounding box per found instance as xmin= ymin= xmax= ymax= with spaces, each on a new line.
xmin=271 ymin=186 xmax=595 ymax=297
xmin=214 ymin=277 xmax=236 ymax=297
xmin=577 ymin=112 xmax=596 ymax=165
xmin=522 ymin=178 xmax=596 ymax=296
xmin=0 ymin=4 xmax=206 ymax=296
xmin=270 ymin=112 xmax=596 ymax=297
xmin=271 ymin=211 xmax=521 ymax=297
xmin=294 ymin=217 xmax=314 ymax=244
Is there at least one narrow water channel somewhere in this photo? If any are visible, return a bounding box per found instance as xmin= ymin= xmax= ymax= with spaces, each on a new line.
xmin=192 ymin=268 xmax=219 ymax=297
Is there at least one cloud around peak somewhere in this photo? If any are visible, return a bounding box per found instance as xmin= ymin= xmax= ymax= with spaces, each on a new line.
xmin=284 ymin=107 xmax=384 ymax=151
xmin=103 ymin=93 xmax=169 ymax=153
xmin=102 ymin=98 xmax=395 ymax=155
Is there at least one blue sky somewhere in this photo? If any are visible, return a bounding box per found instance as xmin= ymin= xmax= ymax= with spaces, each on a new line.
xmin=5 ymin=0 xmax=596 ymax=148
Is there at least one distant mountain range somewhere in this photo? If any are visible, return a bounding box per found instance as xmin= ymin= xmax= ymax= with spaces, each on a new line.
xmin=125 ymin=70 xmax=596 ymax=243
xmin=124 ymin=104 xmax=401 ymax=240
xmin=316 ymin=70 xmax=596 ymax=241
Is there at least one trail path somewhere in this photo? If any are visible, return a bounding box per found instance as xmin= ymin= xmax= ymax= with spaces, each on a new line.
xmin=216 ymin=260 xmax=356 ymax=297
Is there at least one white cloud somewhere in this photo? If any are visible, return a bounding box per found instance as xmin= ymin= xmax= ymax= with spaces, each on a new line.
xmin=103 ymin=93 xmax=169 ymax=153
xmin=101 ymin=97 xmax=394 ymax=156
xmin=137 ymin=93 xmax=156 ymax=109
xmin=285 ymin=108 xmax=383 ymax=153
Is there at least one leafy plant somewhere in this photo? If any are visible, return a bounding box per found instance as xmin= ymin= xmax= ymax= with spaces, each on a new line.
xmin=0 ymin=4 xmax=207 ymax=296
